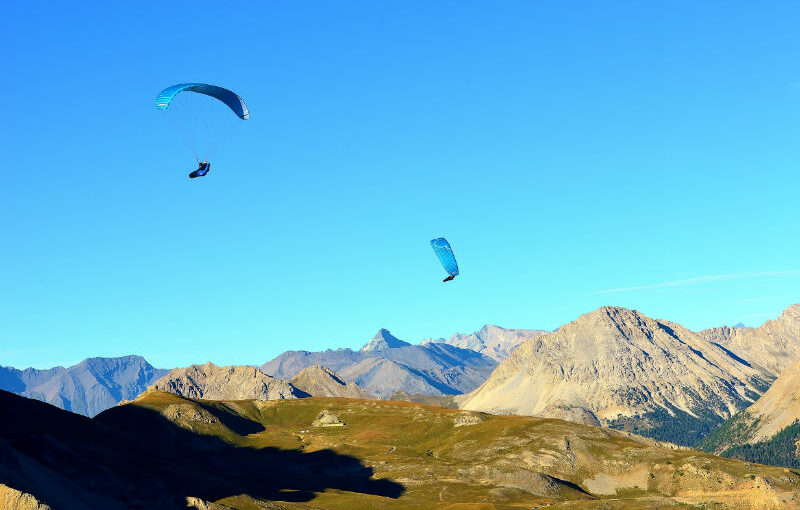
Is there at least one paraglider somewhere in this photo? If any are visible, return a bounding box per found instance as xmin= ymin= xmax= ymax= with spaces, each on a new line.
xmin=430 ymin=237 xmax=459 ymax=282
xmin=155 ymin=83 xmax=249 ymax=178
xmin=189 ymin=161 xmax=211 ymax=178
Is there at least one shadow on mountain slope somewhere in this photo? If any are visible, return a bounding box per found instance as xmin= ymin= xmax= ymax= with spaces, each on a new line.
xmin=0 ymin=390 xmax=403 ymax=509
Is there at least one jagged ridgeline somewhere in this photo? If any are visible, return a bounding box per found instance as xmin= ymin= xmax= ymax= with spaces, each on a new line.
xmin=4 ymin=388 xmax=800 ymax=509
xmin=261 ymin=328 xmax=499 ymax=398
xmin=150 ymin=362 xmax=371 ymax=401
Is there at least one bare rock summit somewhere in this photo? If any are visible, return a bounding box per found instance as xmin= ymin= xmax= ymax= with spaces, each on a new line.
xmin=700 ymin=304 xmax=800 ymax=378
xmin=360 ymin=329 xmax=411 ymax=351
xmin=459 ymin=306 xmax=773 ymax=444
xmin=424 ymin=324 xmax=549 ymax=361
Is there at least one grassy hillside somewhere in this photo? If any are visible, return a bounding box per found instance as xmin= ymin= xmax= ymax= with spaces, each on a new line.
xmin=3 ymin=389 xmax=800 ymax=509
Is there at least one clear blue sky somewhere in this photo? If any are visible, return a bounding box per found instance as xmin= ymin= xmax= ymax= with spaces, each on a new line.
xmin=1 ymin=2 xmax=798 ymax=369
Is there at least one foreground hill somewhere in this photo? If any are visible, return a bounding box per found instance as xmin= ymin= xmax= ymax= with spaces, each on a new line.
xmin=261 ymin=329 xmax=497 ymax=398
xmin=3 ymin=389 xmax=800 ymax=509
xmin=700 ymin=357 xmax=800 ymax=467
xmin=0 ymin=355 xmax=166 ymax=416
xmin=424 ymin=324 xmax=549 ymax=361
xmin=459 ymin=306 xmax=779 ymax=446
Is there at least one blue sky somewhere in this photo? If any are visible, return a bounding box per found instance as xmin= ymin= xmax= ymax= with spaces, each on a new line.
xmin=1 ymin=2 xmax=798 ymax=369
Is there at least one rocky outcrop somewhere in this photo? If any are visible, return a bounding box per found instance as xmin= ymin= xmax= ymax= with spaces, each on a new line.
xmin=151 ymin=362 xmax=305 ymax=401
xmin=312 ymin=410 xmax=345 ymax=427
xmin=289 ymin=365 xmax=372 ymax=399
xmin=0 ymin=485 xmax=51 ymax=510
xmin=699 ymin=304 xmax=800 ymax=378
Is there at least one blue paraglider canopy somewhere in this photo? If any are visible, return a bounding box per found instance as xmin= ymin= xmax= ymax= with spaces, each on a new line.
xmin=430 ymin=237 xmax=459 ymax=282
xmin=155 ymin=83 xmax=249 ymax=120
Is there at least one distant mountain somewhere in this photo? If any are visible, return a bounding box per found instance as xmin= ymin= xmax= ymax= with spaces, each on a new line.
xmin=5 ymin=389 xmax=800 ymax=508
xmin=0 ymin=355 xmax=166 ymax=417
xmin=261 ymin=329 xmax=497 ymax=398
xmin=151 ymin=362 xmax=306 ymax=401
xmin=459 ymin=306 xmax=776 ymax=446
xmin=700 ymin=356 xmax=800 ymax=467
xmin=423 ymin=324 xmax=549 ymax=361
xmin=699 ymin=304 xmax=800 ymax=378
xmin=289 ymin=365 xmax=372 ymax=399
xmin=360 ymin=329 xmax=411 ymax=351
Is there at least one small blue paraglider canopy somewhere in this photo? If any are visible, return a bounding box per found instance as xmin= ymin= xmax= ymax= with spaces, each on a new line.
xmin=155 ymin=83 xmax=250 ymax=120
xmin=430 ymin=238 xmax=459 ymax=282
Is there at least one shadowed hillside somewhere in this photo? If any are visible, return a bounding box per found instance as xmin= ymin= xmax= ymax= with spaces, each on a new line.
xmin=0 ymin=390 xmax=401 ymax=509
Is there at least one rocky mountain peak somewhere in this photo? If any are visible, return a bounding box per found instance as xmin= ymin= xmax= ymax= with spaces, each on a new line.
xmin=459 ymin=305 xmax=772 ymax=444
xmin=360 ymin=329 xmax=411 ymax=351
xmin=151 ymin=363 xmax=305 ymax=401
xmin=780 ymin=303 xmax=800 ymax=322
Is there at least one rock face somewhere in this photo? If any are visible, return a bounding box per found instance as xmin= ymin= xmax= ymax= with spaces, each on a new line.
xmin=699 ymin=304 xmax=800 ymax=378
xmin=151 ymin=362 xmax=306 ymax=401
xmin=0 ymin=355 xmax=166 ymax=417
xmin=261 ymin=330 xmax=497 ymax=398
xmin=0 ymin=485 xmax=51 ymax=510
xmin=459 ymin=306 xmax=774 ymax=444
xmin=424 ymin=324 xmax=549 ymax=361
xmin=289 ymin=365 xmax=372 ymax=399
xmin=312 ymin=410 xmax=345 ymax=427
xmin=360 ymin=329 xmax=411 ymax=351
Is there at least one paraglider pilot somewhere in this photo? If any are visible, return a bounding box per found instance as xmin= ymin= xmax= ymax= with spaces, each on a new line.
xmin=189 ymin=160 xmax=210 ymax=179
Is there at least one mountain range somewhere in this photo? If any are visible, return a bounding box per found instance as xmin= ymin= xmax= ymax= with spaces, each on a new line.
xmin=0 ymin=355 xmax=166 ymax=417
xmin=423 ymin=324 xmax=549 ymax=361
xmin=260 ymin=328 xmax=498 ymax=398
xmin=3 ymin=305 xmax=798 ymax=454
